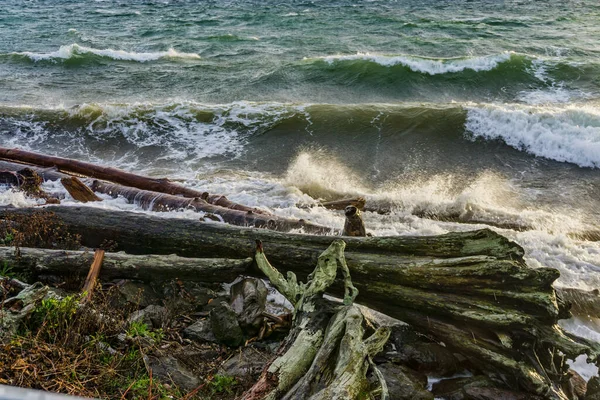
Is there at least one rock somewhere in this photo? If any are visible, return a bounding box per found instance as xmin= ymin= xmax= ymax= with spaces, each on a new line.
xmin=587 ymin=376 xmax=600 ymax=400
xmin=128 ymin=305 xmax=167 ymax=329
xmin=163 ymin=281 xmax=217 ymax=312
xmin=383 ymin=324 xmax=460 ymax=376
xmin=371 ymin=362 xmax=432 ymax=400
xmin=116 ymin=281 xmax=161 ymax=308
xmin=229 ymin=278 xmax=267 ymax=336
xmin=219 ymin=346 xmax=272 ymax=383
xmin=463 ymin=387 xmax=542 ymax=400
xmin=144 ymin=351 xmax=199 ymax=391
xmin=432 ymin=376 xmax=495 ymax=400
xmin=210 ymin=301 xmax=244 ymax=347
xmin=183 ymin=319 xmax=217 ymax=343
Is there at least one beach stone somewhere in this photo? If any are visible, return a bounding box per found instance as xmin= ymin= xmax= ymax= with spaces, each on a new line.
xmin=144 ymin=352 xmax=199 ymax=391
xmin=384 ymin=324 xmax=460 ymax=376
xmin=183 ymin=319 xmax=217 ymax=343
xmin=432 ymin=376 xmax=495 ymax=400
xmin=210 ymin=301 xmax=244 ymax=347
xmin=128 ymin=305 xmax=167 ymax=329
xmin=464 ymin=387 xmax=542 ymax=400
xmin=219 ymin=346 xmax=272 ymax=382
xmin=117 ymin=280 xmax=161 ymax=308
xmin=371 ymin=362 xmax=432 ymax=400
xmin=229 ymin=278 xmax=267 ymax=336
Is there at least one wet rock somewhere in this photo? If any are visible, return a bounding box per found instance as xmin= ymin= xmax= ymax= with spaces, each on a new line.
xmin=372 ymin=362 xmax=433 ymax=400
xmin=229 ymin=278 xmax=267 ymax=336
xmin=144 ymin=351 xmax=199 ymax=391
xmin=183 ymin=319 xmax=217 ymax=343
xmin=128 ymin=305 xmax=167 ymax=329
xmin=219 ymin=346 xmax=272 ymax=383
xmin=210 ymin=301 xmax=244 ymax=347
xmin=432 ymin=376 xmax=494 ymax=400
xmin=586 ymin=376 xmax=600 ymax=400
xmin=382 ymin=324 xmax=460 ymax=376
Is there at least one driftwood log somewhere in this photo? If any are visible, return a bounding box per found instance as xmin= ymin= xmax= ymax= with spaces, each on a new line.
xmin=1 ymin=206 xmax=598 ymax=398
xmin=0 ymin=247 xmax=251 ymax=283
xmin=242 ymin=240 xmax=390 ymax=400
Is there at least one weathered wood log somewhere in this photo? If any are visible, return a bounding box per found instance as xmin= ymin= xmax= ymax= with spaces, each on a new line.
xmin=0 ymin=246 xmax=251 ymax=283
xmin=61 ymin=177 xmax=101 ymax=203
xmin=89 ymin=180 xmax=336 ymax=234
xmin=2 ymin=206 xmax=598 ymax=398
xmin=242 ymin=240 xmax=389 ymax=400
xmin=0 ymin=147 xmax=268 ymax=214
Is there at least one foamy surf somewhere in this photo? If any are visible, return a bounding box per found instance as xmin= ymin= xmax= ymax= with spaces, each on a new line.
xmin=465 ymin=103 xmax=600 ymax=168
xmin=305 ymin=51 xmax=515 ymax=75
xmin=12 ymin=44 xmax=200 ymax=62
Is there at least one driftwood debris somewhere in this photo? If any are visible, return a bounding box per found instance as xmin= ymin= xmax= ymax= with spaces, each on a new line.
xmin=0 ymin=147 xmax=268 ymax=213
xmin=61 ymin=177 xmax=101 ymax=203
xmin=81 ymin=249 xmax=105 ymax=301
xmin=0 ymin=155 xmax=335 ymax=234
xmin=242 ymin=240 xmax=390 ymax=400
xmin=1 ymin=206 xmax=598 ymax=397
xmin=89 ymin=180 xmax=334 ymax=234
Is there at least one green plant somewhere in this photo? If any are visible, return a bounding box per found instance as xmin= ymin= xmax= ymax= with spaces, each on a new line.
xmin=126 ymin=321 xmax=164 ymax=344
xmin=209 ymin=374 xmax=238 ymax=395
xmin=0 ymin=261 xmax=13 ymax=277
xmin=30 ymin=294 xmax=80 ymax=340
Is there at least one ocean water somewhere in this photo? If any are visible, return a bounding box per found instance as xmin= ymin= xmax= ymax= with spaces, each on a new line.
xmin=1 ymin=0 xmax=600 ymax=375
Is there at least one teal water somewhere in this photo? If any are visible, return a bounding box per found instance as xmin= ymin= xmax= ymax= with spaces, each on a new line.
xmin=1 ymin=0 xmax=600 ymax=104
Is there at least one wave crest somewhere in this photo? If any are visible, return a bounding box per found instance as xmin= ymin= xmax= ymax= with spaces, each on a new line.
xmin=465 ymin=103 xmax=600 ymax=168
xmin=304 ymin=52 xmax=516 ymax=75
xmin=11 ymin=44 xmax=200 ymax=63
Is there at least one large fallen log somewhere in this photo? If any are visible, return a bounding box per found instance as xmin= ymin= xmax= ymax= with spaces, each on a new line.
xmin=0 ymin=247 xmax=251 ymax=283
xmin=1 ymin=206 xmax=598 ymax=398
xmin=0 ymin=147 xmax=268 ymax=214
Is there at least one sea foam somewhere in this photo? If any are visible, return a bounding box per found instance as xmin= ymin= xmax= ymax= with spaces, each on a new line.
xmin=465 ymin=103 xmax=600 ymax=168
xmin=306 ymin=52 xmax=514 ymax=75
xmin=14 ymin=43 xmax=200 ymax=62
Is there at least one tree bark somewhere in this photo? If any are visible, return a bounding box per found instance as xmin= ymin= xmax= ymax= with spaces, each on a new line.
xmin=0 ymin=246 xmax=251 ymax=283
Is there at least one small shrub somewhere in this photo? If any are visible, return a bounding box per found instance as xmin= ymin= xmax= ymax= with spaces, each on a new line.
xmin=210 ymin=374 xmax=238 ymax=395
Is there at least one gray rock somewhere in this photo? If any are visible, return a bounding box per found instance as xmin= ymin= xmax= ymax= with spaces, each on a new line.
xmin=371 ymin=362 xmax=433 ymax=400
xmin=210 ymin=301 xmax=244 ymax=347
xmin=144 ymin=352 xmax=199 ymax=391
xmin=128 ymin=305 xmax=167 ymax=329
xmin=117 ymin=281 xmax=161 ymax=308
xmin=432 ymin=376 xmax=494 ymax=400
xmin=463 ymin=387 xmax=542 ymax=400
xmin=183 ymin=319 xmax=217 ymax=343
xmin=219 ymin=346 xmax=272 ymax=382
xmin=230 ymin=278 xmax=267 ymax=336
xmin=384 ymin=324 xmax=459 ymax=376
